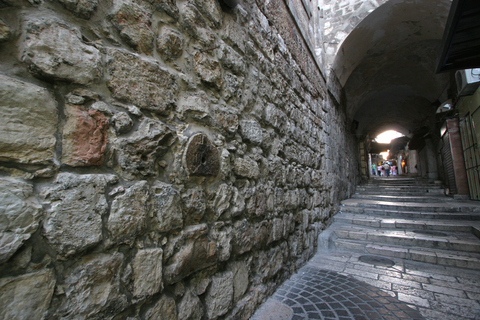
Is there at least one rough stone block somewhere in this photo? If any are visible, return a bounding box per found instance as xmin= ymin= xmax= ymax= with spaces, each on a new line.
xmin=157 ymin=27 xmax=183 ymax=60
xmin=111 ymin=112 xmax=133 ymax=134
xmin=107 ymin=48 xmax=177 ymax=115
xmin=58 ymin=0 xmax=98 ymax=19
xmin=0 ymin=269 xmax=56 ymax=320
xmin=182 ymin=188 xmax=206 ymax=225
xmin=107 ymin=181 xmax=149 ymax=245
xmin=22 ymin=19 xmax=102 ymax=84
xmin=164 ymin=225 xmax=217 ymax=284
xmin=0 ymin=74 xmax=57 ymax=165
xmin=177 ymin=290 xmax=204 ymax=320
xmin=0 ymin=178 xmax=43 ymax=264
xmin=232 ymin=219 xmax=254 ymax=255
xmin=180 ymin=4 xmax=215 ymax=47
xmin=151 ymin=182 xmax=183 ymax=232
xmin=233 ymin=157 xmax=260 ymax=179
xmin=0 ymin=19 xmax=10 ymax=41
xmin=62 ymin=104 xmax=108 ymax=166
xmin=144 ymin=295 xmax=177 ymax=320
xmin=59 ymin=252 xmax=127 ymax=318
xmin=41 ymin=173 xmax=114 ymax=257
xmin=111 ymin=0 xmax=154 ymax=53
xmin=194 ymin=51 xmax=223 ymax=90
xmin=132 ymin=248 xmax=163 ymax=298
xmin=116 ymin=118 xmax=176 ymax=179
xmin=205 ymin=271 xmax=233 ymax=319
xmin=229 ymin=261 xmax=249 ymax=304
xmin=239 ymin=119 xmax=263 ymax=145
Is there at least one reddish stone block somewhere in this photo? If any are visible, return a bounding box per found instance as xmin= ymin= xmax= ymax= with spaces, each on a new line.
xmin=62 ymin=104 xmax=108 ymax=166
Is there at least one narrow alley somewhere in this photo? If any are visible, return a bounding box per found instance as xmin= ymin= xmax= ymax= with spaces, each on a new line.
xmin=252 ymin=176 xmax=480 ymax=320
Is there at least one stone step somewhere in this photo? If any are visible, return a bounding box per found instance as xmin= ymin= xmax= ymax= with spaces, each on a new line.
xmin=356 ymin=186 xmax=443 ymax=193
xmin=334 ymin=239 xmax=480 ymax=269
xmin=334 ymin=212 xmax=479 ymax=232
xmin=341 ymin=198 xmax=480 ymax=213
xmin=333 ymin=226 xmax=480 ymax=253
xmin=339 ymin=206 xmax=480 ymax=220
xmin=365 ymin=179 xmax=440 ymax=186
xmin=351 ymin=194 xmax=453 ymax=203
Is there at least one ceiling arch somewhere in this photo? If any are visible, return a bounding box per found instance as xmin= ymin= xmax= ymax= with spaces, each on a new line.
xmin=332 ymin=0 xmax=452 ymax=137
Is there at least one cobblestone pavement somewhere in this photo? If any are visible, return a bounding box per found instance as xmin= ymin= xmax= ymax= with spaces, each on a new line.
xmin=251 ymin=265 xmax=424 ymax=320
xmin=251 ymin=250 xmax=480 ymax=320
xmin=251 ymin=260 xmax=425 ymax=320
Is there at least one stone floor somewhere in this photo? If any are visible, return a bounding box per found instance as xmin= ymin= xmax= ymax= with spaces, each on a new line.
xmin=251 ymin=248 xmax=480 ymax=320
xmin=251 ymin=177 xmax=480 ymax=320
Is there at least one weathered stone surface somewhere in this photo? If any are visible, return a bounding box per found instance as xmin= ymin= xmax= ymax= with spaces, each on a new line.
xmin=232 ymin=219 xmax=254 ymax=255
xmin=132 ymin=248 xmax=163 ymax=298
xmin=205 ymin=271 xmax=233 ymax=319
xmin=0 ymin=74 xmax=57 ymax=165
xmin=0 ymin=19 xmax=10 ymax=41
xmin=212 ymin=184 xmax=233 ymax=219
xmin=0 ymin=178 xmax=43 ymax=264
xmin=219 ymin=44 xmax=246 ymax=75
xmin=164 ymin=224 xmax=217 ymax=284
xmin=107 ymin=48 xmax=177 ymax=115
xmin=210 ymin=223 xmax=232 ymax=261
xmin=254 ymin=220 xmax=271 ymax=248
xmin=182 ymin=188 xmax=206 ymax=225
xmin=221 ymin=72 xmax=240 ymax=101
xmin=58 ymin=0 xmax=98 ymax=19
xmin=178 ymin=290 xmax=203 ymax=320
xmin=265 ymin=103 xmax=287 ymax=131
xmin=41 ymin=173 xmax=113 ymax=257
xmin=22 ymin=19 xmax=102 ymax=84
xmin=144 ymin=295 xmax=177 ymax=320
xmin=0 ymin=269 xmax=55 ymax=320
xmin=239 ymin=120 xmax=263 ymax=145
xmin=271 ymin=218 xmax=284 ymax=242
xmin=111 ymin=112 xmax=133 ymax=134
xmin=215 ymin=107 xmax=239 ymax=134
xmin=177 ymin=91 xmax=211 ymax=122
xmin=180 ymin=4 xmax=215 ymax=47
xmin=59 ymin=253 xmax=127 ymax=319
xmin=194 ymin=51 xmax=223 ymax=90
xmin=157 ymin=27 xmax=183 ymax=60
xmin=111 ymin=0 xmax=154 ymax=54
xmin=116 ymin=118 xmax=176 ymax=179
xmin=151 ymin=182 xmax=183 ymax=232
xmin=184 ymin=133 xmax=220 ymax=177
xmin=192 ymin=0 xmax=222 ymax=28
xmin=149 ymin=0 xmax=179 ymax=20
xmin=62 ymin=104 xmax=108 ymax=166
xmin=233 ymin=157 xmax=260 ymax=179
xmin=229 ymin=261 xmax=249 ymax=303
xmin=107 ymin=181 xmax=149 ymax=245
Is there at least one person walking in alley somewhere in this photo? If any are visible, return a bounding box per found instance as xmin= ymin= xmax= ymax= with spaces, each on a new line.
xmin=383 ymin=162 xmax=391 ymax=177
xmin=372 ymin=163 xmax=376 ymax=176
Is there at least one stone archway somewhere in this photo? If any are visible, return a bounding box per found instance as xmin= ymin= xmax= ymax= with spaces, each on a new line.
xmin=329 ymin=0 xmax=452 ymax=137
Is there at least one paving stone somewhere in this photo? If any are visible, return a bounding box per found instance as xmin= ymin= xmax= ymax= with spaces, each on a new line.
xmin=251 ymin=266 xmax=423 ymax=320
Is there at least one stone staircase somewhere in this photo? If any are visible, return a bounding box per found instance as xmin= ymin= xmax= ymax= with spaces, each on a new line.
xmin=321 ymin=177 xmax=480 ymax=270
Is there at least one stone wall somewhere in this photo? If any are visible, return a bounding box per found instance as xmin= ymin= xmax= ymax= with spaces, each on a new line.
xmin=0 ymin=0 xmax=359 ymax=319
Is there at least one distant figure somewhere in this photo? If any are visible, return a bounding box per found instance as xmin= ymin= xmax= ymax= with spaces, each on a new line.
xmin=392 ymin=165 xmax=397 ymax=176
xmin=383 ymin=162 xmax=391 ymax=177
xmin=379 ymin=165 xmax=384 ymax=176
xmin=372 ymin=164 xmax=376 ymax=175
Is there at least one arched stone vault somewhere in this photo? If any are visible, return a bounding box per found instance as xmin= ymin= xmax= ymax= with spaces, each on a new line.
xmin=330 ymin=0 xmax=452 ymax=137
